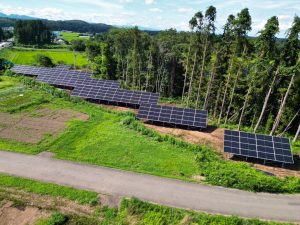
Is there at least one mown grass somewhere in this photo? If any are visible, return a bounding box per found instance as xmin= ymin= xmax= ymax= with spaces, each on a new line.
xmin=1 ymin=75 xmax=300 ymax=193
xmin=0 ymin=173 xmax=98 ymax=205
xmin=0 ymin=48 xmax=89 ymax=67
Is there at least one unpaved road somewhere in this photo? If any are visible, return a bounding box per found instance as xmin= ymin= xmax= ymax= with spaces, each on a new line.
xmin=0 ymin=151 xmax=300 ymax=223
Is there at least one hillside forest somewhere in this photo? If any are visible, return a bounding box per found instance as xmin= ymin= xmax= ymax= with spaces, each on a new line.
xmin=6 ymin=6 xmax=300 ymax=139
xmin=84 ymin=7 xmax=300 ymax=139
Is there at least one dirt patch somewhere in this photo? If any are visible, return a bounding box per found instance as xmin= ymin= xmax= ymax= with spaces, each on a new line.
xmin=38 ymin=151 xmax=54 ymax=158
xmin=144 ymin=123 xmax=300 ymax=178
xmin=0 ymin=108 xmax=89 ymax=144
xmin=102 ymin=105 xmax=137 ymax=113
xmin=0 ymin=186 xmax=100 ymax=225
xmin=0 ymin=187 xmax=95 ymax=217
xmin=145 ymin=124 xmax=224 ymax=153
xmin=0 ymin=200 xmax=49 ymax=225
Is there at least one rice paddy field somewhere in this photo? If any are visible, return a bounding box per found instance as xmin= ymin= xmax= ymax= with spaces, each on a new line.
xmin=60 ymin=32 xmax=90 ymax=42
xmin=0 ymin=48 xmax=89 ymax=67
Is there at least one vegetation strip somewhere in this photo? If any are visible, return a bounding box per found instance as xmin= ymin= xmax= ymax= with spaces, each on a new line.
xmin=0 ymin=173 xmax=98 ymax=205
xmin=0 ymin=173 xmax=291 ymax=225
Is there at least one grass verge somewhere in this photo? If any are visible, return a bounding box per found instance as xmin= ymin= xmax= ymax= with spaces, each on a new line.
xmin=0 ymin=173 xmax=98 ymax=205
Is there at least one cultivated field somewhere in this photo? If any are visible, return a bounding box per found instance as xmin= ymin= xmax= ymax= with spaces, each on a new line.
xmin=60 ymin=32 xmax=90 ymax=42
xmin=0 ymin=48 xmax=89 ymax=67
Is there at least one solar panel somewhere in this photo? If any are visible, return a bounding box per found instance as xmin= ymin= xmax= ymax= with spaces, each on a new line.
xmin=36 ymin=73 xmax=119 ymax=89
xmin=11 ymin=64 xmax=119 ymax=89
xmin=224 ymin=130 xmax=294 ymax=164
xmin=11 ymin=64 xmax=91 ymax=78
xmin=137 ymin=103 xmax=208 ymax=129
xmin=71 ymin=85 xmax=159 ymax=107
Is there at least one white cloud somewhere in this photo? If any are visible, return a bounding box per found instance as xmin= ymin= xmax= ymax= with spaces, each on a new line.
xmin=177 ymin=8 xmax=193 ymax=13
xmin=60 ymin=0 xmax=122 ymax=10
xmin=149 ymin=8 xmax=162 ymax=13
xmin=145 ymin=0 xmax=154 ymax=5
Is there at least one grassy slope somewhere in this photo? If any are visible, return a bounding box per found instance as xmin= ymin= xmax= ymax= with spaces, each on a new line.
xmin=0 ymin=48 xmax=88 ymax=67
xmin=0 ymin=76 xmax=198 ymax=180
xmin=0 ymin=173 xmax=289 ymax=225
xmin=1 ymin=75 xmax=300 ymax=194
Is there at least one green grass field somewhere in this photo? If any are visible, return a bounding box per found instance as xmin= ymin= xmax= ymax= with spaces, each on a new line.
xmin=1 ymin=75 xmax=300 ymax=194
xmin=0 ymin=76 xmax=198 ymax=180
xmin=0 ymin=48 xmax=89 ymax=67
xmin=60 ymin=32 xmax=90 ymax=42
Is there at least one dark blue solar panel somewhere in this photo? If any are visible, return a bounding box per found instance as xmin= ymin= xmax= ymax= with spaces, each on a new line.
xmin=224 ymin=130 xmax=294 ymax=164
xmin=137 ymin=103 xmax=208 ymax=129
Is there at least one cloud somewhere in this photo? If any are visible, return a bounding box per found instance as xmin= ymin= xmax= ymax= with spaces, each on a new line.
xmin=60 ymin=0 xmax=122 ymax=10
xmin=149 ymin=8 xmax=162 ymax=13
xmin=145 ymin=0 xmax=154 ymax=5
xmin=177 ymin=8 xmax=193 ymax=13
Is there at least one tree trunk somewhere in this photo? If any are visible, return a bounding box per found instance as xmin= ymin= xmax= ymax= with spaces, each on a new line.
xmin=254 ymin=66 xmax=279 ymax=133
xmin=213 ymin=86 xmax=222 ymax=118
xmin=224 ymin=66 xmax=241 ymax=124
xmin=217 ymin=57 xmax=235 ymax=124
xmin=279 ymin=109 xmax=300 ymax=136
xmin=186 ymin=51 xmax=197 ymax=106
xmin=195 ymin=37 xmax=208 ymax=108
xmin=125 ymin=57 xmax=129 ymax=85
xmin=182 ymin=40 xmax=192 ymax=103
xmin=294 ymin=124 xmax=300 ymax=142
xmin=238 ymin=64 xmax=257 ymax=130
xmin=270 ymin=73 xmax=295 ymax=135
xmin=203 ymin=59 xmax=217 ymax=110
xmin=224 ymin=46 xmax=246 ymax=124
xmin=169 ymin=58 xmax=176 ymax=96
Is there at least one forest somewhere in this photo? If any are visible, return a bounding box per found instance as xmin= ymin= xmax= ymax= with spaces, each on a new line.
xmin=14 ymin=20 xmax=52 ymax=45
xmin=85 ymin=6 xmax=300 ymax=139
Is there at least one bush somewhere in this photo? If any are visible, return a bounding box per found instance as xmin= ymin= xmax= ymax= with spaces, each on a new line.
xmin=35 ymin=54 xmax=55 ymax=67
xmin=47 ymin=213 xmax=68 ymax=225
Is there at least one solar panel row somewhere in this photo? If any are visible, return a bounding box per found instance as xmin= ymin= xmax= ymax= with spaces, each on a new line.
xmin=71 ymin=85 xmax=159 ymax=106
xmin=36 ymin=73 xmax=119 ymax=89
xmin=11 ymin=64 xmax=91 ymax=78
xmin=137 ymin=104 xmax=208 ymax=129
xmin=224 ymin=130 xmax=294 ymax=164
xmin=11 ymin=64 xmax=119 ymax=89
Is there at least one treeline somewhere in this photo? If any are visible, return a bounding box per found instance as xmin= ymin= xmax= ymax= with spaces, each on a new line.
xmin=86 ymin=6 xmax=300 ymax=138
xmin=14 ymin=20 xmax=52 ymax=45
xmin=0 ymin=18 xmax=112 ymax=33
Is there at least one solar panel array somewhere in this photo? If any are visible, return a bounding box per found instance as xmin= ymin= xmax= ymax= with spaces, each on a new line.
xmin=224 ymin=130 xmax=294 ymax=164
xmin=71 ymin=85 xmax=159 ymax=106
xmin=11 ymin=64 xmax=119 ymax=89
xmin=36 ymin=73 xmax=119 ymax=88
xmin=137 ymin=103 xmax=208 ymax=129
xmin=12 ymin=64 xmax=91 ymax=78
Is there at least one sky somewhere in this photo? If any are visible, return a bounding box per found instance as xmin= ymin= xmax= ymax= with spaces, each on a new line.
xmin=0 ymin=0 xmax=299 ymax=37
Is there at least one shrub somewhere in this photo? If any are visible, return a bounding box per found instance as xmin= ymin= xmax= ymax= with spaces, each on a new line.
xmin=35 ymin=54 xmax=55 ymax=67
xmin=47 ymin=213 xmax=68 ymax=225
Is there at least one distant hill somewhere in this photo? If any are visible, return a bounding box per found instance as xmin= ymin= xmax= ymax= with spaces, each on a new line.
xmin=0 ymin=15 xmax=160 ymax=34
xmin=0 ymin=12 xmax=37 ymax=20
